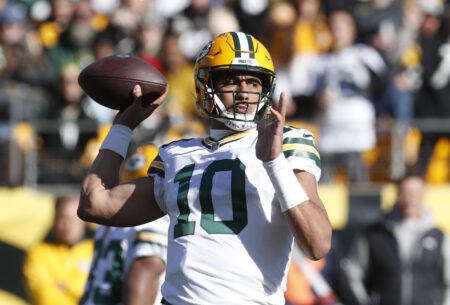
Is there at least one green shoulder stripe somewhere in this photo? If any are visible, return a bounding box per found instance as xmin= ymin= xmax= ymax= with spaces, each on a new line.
xmin=282 ymin=135 xmax=321 ymax=168
xmin=283 ymin=149 xmax=321 ymax=168
xmin=134 ymin=229 xmax=168 ymax=247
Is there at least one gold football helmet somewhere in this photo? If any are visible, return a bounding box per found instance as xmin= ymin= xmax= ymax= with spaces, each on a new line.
xmin=120 ymin=144 xmax=159 ymax=182
xmin=194 ymin=32 xmax=277 ymax=131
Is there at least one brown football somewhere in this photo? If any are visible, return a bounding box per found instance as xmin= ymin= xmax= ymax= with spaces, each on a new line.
xmin=78 ymin=54 xmax=167 ymax=110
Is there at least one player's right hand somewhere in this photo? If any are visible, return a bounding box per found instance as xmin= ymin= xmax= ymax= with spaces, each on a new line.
xmin=113 ymin=85 xmax=168 ymax=130
xmin=256 ymin=91 xmax=286 ymax=162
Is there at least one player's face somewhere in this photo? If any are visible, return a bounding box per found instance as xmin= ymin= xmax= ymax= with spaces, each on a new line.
xmin=213 ymin=71 xmax=263 ymax=116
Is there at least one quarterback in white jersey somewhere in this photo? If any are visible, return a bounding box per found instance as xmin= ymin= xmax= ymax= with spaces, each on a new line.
xmin=150 ymin=126 xmax=321 ymax=304
xmin=79 ymin=32 xmax=332 ymax=305
xmin=80 ymin=145 xmax=169 ymax=305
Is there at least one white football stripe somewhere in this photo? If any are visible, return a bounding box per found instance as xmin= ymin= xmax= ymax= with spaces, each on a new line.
xmin=236 ymin=32 xmax=250 ymax=59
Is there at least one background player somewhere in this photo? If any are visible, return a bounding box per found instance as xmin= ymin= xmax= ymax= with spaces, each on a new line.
xmin=79 ymin=144 xmax=168 ymax=305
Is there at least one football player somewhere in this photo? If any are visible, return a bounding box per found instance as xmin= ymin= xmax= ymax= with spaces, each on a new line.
xmin=79 ymin=144 xmax=169 ymax=305
xmin=78 ymin=31 xmax=332 ymax=305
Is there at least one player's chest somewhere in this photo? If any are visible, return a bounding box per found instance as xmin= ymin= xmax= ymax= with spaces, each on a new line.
xmin=164 ymin=144 xmax=261 ymax=196
xmin=162 ymin=146 xmax=275 ymax=236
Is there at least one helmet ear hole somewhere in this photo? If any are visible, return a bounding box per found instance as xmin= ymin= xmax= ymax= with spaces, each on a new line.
xmin=261 ymin=75 xmax=272 ymax=93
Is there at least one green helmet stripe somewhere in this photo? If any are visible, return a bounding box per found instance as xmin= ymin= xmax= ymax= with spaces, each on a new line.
xmin=246 ymin=34 xmax=255 ymax=59
xmin=231 ymin=32 xmax=242 ymax=57
xmin=231 ymin=32 xmax=255 ymax=59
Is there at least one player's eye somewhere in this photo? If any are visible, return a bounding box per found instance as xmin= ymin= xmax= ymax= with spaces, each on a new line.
xmin=246 ymin=78 xmax=262 ymax=88
xmin=225 ymin=77 xmax=262 ymax=87
xmin=224 ymin=77 xmax=240 ymax=86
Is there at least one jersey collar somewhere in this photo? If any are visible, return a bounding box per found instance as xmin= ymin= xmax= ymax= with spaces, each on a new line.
xmin=203 ymin=129 xmax=254 ymax=150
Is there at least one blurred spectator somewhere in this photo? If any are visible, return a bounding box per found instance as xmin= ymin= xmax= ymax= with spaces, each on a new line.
xmin=230 ymin=0 xmax=270 ymax=39
xmin=45 ymin=0 xmax=107 ymax=69
xmin=91 ymin=28 xmax=118 ymax=60
xmin=314 ymin=9 xmax=388 ymax=184
xmin=133 ymin=31 xmax=199 ymax=146
xmin=37 ymin=62 xmax=98 ymax=183
xmin=290 ymin=0 xmax=333 ymax=119
xmin=80 ymin=144 xmax=168 ymax=305
xmin=412 ymin=1 xmax=450 ymax=179
xmin=38 ymin=0 xmax=77 ymax=50
xmin=23 ymin=194 xmax=93 ymax=305
xmin=353 ymin=0 xmax=404 ymax=52
xmin=291 ymin=0 xmax=333 ymax=55
xmin=106 ymin=0 xmax=152 ymax=56
xmin=80 ymin=30 xmax=118 ymax=125
xmin=90 ymin=0 xmax=120 ymax=16
xmin=152 ymin=0 xmax=190 ymax=19
xmin=0 ymin=0 xmax=58 ymax=121
xmin=339 ymin=173 xmax=450 ymax=305
xmin=263 ymin=0 xmax=301 ymax=118
xmin=269 ymin=0 xmax=333 ymax=119
xmin=353 ymin=0 xmax=419 ymax=121
xmin=160 ymin=31 xmax=199 ymax=122
xmin=110 ymin=0 xmax=150 ymax=34
xmin=169 ymin=0 xmax=214 ymax=62
xmin=207 ymin=6 xmax=240 ymax=38
xmin=264 ymin=0 xmax=296 ymax=65
xmin=133 ymin=28 xmax=212 ymax=145
xmin=134 ymin=11 xmax=167 ymax=72
xmin=46 ymin=61 xmax=98 ymax=123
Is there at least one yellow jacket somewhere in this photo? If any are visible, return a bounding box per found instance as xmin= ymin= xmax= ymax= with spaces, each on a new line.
xmin=23 ymin=239 xmax=93 ymax=305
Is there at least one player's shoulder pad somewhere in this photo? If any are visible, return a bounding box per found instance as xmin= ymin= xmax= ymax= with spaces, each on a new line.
xmin=283 ymin=125 xmax=316 ymax=141
xmin=160 ymin=136 xmax=205 ymax=151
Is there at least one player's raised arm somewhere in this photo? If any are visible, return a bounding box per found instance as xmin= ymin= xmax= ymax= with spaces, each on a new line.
xmin=257 ymin=92 xmax=332 ymax=260
xmin=78 ymin=85 xmax=168 ymax=226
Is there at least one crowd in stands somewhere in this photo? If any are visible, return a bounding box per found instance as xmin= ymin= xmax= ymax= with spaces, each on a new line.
xmin=0 ymin=0 xmax=450 ymax=185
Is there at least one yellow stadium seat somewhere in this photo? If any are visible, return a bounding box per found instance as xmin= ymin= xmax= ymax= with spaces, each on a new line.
xmin=426 ymin=137 xmax=450 ymax=184
xmin=11 ymin=122 xmax=35 ymax=152
xmin=318 ymin=184 xmax=349 ymax=230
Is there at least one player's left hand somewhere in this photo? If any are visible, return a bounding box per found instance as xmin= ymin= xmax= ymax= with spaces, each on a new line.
xmin=256 ymin=92 xmax=286 ymax=162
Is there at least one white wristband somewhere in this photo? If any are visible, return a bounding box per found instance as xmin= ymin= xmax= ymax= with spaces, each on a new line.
xmin=99 ymin=124 xmax=133 ymax=159
xmin=263 ymin=154 xmax=309 ymax=212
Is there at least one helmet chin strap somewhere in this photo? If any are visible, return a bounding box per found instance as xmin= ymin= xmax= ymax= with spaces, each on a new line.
xmin=212 ymin=93 xmax=266 ymax=131
xmin=216 ymin=117 xmax=256 ymax=131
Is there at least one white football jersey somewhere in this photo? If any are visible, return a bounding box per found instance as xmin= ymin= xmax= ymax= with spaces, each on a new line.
xmin=149 ymin=126 xmax=321 ymax=305
xmin=80 ymin=216 xmax=169 ymax=305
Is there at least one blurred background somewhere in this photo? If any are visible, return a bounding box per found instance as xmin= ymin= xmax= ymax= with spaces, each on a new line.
xmin=1 ymin=0 xmax=450 ymax=304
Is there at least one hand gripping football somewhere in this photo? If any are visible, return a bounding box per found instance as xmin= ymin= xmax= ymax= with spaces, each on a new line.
xmin=78 ymin=54 xmax=167 ymax=110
